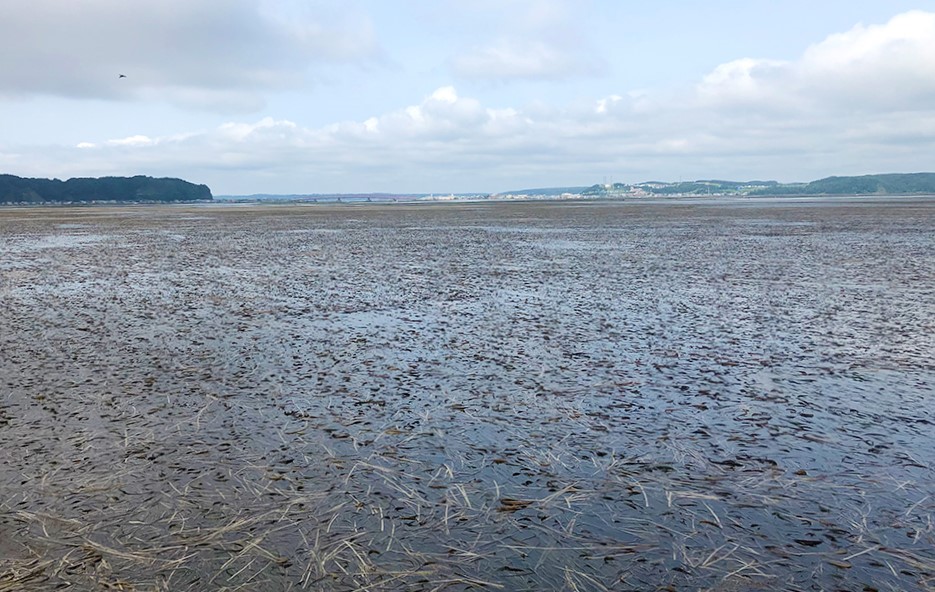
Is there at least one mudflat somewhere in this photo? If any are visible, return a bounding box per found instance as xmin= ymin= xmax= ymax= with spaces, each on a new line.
xmin=1 ymin=198 xmax=933 ymax=591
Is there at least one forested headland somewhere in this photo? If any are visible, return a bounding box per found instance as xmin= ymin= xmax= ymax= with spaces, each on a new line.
xmin=0 ymin=174 xmax=212 ymax=204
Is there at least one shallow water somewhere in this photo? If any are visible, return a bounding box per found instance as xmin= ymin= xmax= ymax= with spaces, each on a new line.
xmin=0 ymin=198 xmax=933 ymax=591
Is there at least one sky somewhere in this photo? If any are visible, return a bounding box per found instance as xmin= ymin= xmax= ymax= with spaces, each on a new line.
xmin=2 ymin=1 xmax=935 ymax=195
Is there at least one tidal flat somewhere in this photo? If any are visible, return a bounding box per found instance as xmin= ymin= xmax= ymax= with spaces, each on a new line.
xmin=1 ymin=197 xmax=933 ymax=591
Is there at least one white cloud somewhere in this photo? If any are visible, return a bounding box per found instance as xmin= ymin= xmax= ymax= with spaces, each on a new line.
xmin=105 ymin=135 xmax=156 ymax=147
xmin=595 ymin=95 xmax=623 ymax=114
xmin=799 ymin=10 xmax=935 ymax=108
xmin=451 ymin=40 xmax=602 ymax=81
xmin=697 ymin=58 xmax=790 ymax=102
xmin=0 ymin=0 xmax=380 ymax=112
xmin=429 ymin=87 xmax=459 ymax=104
xmin=803 ymin=10 xmax=935 ymax=72
xmin=444 ymin=0 xmax=602 ymax=82
xmin=697 ymin=10 xmax=935 ymax=112
xmin=217 ymin=118 xmax=299 ymax=142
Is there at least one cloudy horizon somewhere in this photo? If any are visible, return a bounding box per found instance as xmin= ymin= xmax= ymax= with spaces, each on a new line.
xmin=2 ymin=1 xmax=935 ymax=194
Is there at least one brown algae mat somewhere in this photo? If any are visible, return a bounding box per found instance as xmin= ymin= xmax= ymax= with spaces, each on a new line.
xmin=0 ymin=198 xmax=933 ymax=591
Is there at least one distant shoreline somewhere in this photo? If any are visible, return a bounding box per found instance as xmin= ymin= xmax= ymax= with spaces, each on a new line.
xmin=4 ymin=193 xmax=933 ymax=210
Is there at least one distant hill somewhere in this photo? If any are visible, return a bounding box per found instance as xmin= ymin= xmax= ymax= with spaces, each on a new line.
xmin=748 ymin=173 xmax=935 ymax=196
xmin=0 ymin=174 xmax=213 ymax=204
xmin=579 ymin=173 xmax=935 ymax=198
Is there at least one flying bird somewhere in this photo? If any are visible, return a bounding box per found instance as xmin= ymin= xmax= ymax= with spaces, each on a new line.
xmin=118 ymin=74 xmax=126 ymax=78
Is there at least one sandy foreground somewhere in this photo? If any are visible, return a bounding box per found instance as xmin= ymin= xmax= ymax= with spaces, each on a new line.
xmin=0 ymin=198 xmax=933 ymax=591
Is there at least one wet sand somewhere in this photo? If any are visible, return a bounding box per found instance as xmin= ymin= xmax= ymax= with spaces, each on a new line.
xmin=1 ymin=198 xmax=933 ymax=591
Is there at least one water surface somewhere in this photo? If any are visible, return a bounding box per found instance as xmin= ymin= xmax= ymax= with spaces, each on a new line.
xmin=1 ymin=198 xmax=933 ymax=591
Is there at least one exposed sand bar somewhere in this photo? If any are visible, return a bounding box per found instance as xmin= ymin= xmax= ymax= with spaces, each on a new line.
xmin=1 ymin=198 xmax=933 ymax=590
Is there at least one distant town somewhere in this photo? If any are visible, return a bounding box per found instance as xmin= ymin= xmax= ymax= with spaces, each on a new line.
xmin=217 ymin=172 xmax=935 ymax=203
xmin=492 ymin=173 xmax=935 ymax=201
